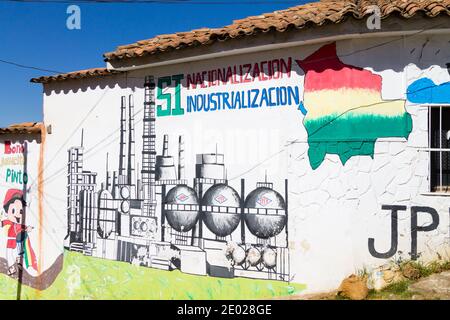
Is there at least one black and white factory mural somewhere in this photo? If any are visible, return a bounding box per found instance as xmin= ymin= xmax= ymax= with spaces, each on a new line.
xmin=65 ymin=76 xmax=290 ymax=281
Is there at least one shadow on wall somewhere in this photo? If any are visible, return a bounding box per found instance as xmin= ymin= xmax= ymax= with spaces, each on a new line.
xmin=1 ymin=135 xmax=42 ymax=145
xmin=0 ymin=254 xmax=64 ymax=291
xmin=45 ymin=68 xmax=287 ymax=96
xmin=43 ymin=73 xmax=136 ymax=96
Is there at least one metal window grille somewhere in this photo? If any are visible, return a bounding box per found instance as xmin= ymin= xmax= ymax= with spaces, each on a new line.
xmin=428 ymin=106 xmax=450 ymax=193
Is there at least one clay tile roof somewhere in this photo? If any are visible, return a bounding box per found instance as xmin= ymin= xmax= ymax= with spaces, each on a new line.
xmin=103 ymin=0 xmax=450 ymax=62
xmin=0 ymin=122 xmax=42 ymax=135
xmin=30 ymin=67 xmax=122 ymax=84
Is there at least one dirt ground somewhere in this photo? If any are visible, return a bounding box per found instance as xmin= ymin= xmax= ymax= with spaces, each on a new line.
xmin=283 ymin=270 xmax=450 ymax=300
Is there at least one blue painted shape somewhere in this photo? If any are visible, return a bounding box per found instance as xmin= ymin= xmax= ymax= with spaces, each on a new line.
xmin=407 ymin=78 xmax=450 ymax=104
xmin=298 ymin=101 xmax=307 ymax=115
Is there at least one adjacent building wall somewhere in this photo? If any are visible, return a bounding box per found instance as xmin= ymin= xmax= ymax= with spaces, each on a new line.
xmin=0 ymin=131 xmax=64 ymax=298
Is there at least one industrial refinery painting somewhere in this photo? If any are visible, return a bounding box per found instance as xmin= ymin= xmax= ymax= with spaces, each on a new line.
xmin=65 ymin=76 xmax=291 ymax=283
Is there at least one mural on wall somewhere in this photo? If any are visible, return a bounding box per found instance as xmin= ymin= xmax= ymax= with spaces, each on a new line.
xmin=407 ymin=77 xmax=450 ymax=104
xmin=4 ymin=41 xmax=449 ymax=298
xmin=57 ymin=44 xmax=429 ymax=297
xmin=146 ymin=42 xmax=415 ymax=171
xmin=157 ymin=58 xmax=300 ymax=116
xmin=296 ymin=43 xmax=413 ymax=169
xmin=64 ymin=77 xmax=292 ymax=288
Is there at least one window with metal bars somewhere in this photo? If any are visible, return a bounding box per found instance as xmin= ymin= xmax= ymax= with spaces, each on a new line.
xmin=429 ymin=106 xmax=450 ymax=192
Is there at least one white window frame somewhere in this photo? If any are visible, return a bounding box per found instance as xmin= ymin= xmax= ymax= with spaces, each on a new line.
xmin=420 ymin=105 xmax=450 ymax=195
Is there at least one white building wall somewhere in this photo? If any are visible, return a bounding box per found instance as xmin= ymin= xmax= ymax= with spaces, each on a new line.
xmin=40 ymin=34 xmax=450 ymax=294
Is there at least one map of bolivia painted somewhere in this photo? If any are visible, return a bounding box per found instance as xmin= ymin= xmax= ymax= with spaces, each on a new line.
xmin=296 ymin=43 xmax=413 ymax=170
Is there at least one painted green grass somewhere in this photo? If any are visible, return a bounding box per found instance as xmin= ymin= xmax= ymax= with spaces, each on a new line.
xmin=0 ymin=251 xmax=306 ymax=300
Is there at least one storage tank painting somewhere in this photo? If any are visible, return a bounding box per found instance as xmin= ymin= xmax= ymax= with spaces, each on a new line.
xmin=201 ymin=184 xmax=241 ymax=237
xmin=232 ymin=245 xmax=246 ymax=266
xmin=164 ymin=185 xmax=200 ymax=232
xmin=244 ymin=187 xmax=286 ymax=239
xmin=246 ymin=246 xmax=262 ymax=266
xmin=262 ymin=247 xmax=277 ymax=269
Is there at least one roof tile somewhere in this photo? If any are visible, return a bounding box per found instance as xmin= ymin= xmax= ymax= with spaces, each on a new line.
xmin=31 ymin=68 xmax=122 ymax=84
xmin=102 ymin=0 xmax=448 ymax=62
xmin=0 ymin=122 xmax=42 ymax=135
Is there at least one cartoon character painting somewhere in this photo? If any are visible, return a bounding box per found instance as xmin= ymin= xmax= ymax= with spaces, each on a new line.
xmin=1 ymin=189 xmax=37 ymax=276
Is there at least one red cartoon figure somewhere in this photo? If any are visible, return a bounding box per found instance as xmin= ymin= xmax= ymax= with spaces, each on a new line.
xmin=1 ymin=189 xmax=37 ymax=275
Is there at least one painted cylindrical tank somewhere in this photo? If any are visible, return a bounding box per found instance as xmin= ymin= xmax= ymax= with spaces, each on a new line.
xmin=232 ymin=245 xmax=246 ymax=266
xmin=244 ymin=187 xmax=286 ymax=239
xmin=156 ymin=156 xmax=177 ymax=180
xmin=97 ymin=189 xmax=116 ymax=239
xmin=164 ymin=185 xmax=200 ymax=233
xmin=201 ymin=184 xmax=241 ymax=237
xmin=246 ymin=247 xmax=261 ymax=266
xmin=262 ymin=247 xmax=277 ymax=269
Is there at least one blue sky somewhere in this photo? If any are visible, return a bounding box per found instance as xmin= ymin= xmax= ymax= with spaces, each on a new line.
xmin=0 ymin=0 xmax=310 ymax=127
